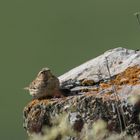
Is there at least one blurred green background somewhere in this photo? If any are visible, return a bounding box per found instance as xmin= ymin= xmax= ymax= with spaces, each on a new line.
xmin=0 ymin=0 xmax=140 ymax=139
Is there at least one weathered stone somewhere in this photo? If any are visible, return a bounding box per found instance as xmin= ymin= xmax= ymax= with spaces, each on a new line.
xmin=23 ymin=48 xmax=140 ymax=139
xmin=59 ymin=47 xmax=140 ymax=84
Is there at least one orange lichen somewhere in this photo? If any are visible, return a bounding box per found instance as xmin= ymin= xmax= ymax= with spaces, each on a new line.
xmin=81 ymin=79 xmax=95 ymax=86
xmin=26 ymin=99 xmax=53 ymax=110
xmin=99 ymin=83 xmax=111 ymax=89
xmin=112 ymin=65 xmax=140 ymax=86
xmin=98 ymin=65 xmax=140 ymax=91
xmin=85 ymin=65 xmax=140 ymax=97
xmin=27 ymin=99 xmax=40 ymax=108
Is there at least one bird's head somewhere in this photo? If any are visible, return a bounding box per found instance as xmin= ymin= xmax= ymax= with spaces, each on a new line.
xmin=37 ymin=67 xmax=52 ymax=79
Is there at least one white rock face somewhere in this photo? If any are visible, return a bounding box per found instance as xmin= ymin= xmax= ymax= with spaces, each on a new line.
xmin=59 ymin=47 xmax=140 ymax=83
xmin=119 ymin=85 xmax=140 ymax=99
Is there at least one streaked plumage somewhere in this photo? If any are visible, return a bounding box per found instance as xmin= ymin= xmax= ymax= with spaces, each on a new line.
xmin=24 ymin=68 xmax=63 ymax=99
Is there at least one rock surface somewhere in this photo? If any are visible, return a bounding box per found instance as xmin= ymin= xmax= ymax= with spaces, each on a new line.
xmin=59 ymin=47 xmax=140 ymax=83
xmin=23 ymin=48 xmax=140 ymax=139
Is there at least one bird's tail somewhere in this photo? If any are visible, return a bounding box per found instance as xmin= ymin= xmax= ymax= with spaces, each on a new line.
xmin=60 ymin=88 xmax=71 ymax=97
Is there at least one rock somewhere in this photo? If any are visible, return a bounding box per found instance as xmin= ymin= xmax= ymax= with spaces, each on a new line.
xmin=23 ymin=48 xmax=140 ymax=139
xmin=59 ymin=47 xmax=140 ymax=84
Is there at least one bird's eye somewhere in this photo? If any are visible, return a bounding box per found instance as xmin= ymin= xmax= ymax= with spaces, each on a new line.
xmin=41 ymin=71 xmax=46 ymax=74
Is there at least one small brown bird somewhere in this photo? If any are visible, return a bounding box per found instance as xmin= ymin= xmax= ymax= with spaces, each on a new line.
xmin=24 ymin=67 xmax=63 ymax=99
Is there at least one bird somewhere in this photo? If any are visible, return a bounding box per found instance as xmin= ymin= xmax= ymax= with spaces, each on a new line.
xmin=24 ymin=67 xmax=64 ymax=99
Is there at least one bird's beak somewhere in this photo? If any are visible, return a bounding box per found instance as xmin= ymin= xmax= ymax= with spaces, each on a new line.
xmin=24 ymin=87 xmax=29 ymax=90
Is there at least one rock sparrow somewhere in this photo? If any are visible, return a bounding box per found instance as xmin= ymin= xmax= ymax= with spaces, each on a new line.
xmin=24 ymin=68 xmax=63 ymax=99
